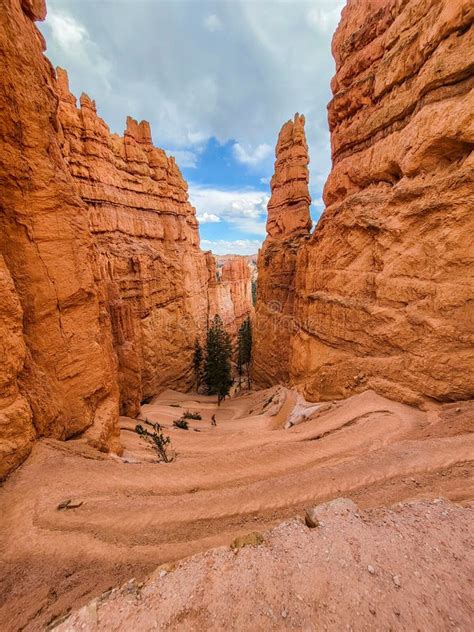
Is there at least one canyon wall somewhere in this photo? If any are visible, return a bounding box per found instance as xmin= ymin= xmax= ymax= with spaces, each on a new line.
xmin=0 ymin=0 xmax=120 ymax=479
xmin=0 ymin=0 xmax=253 ymax=478
xmin=253 ymin=114 xmax=312 ymax=386
xmin=56 ymin=68 xmax=212 ymax=416
xmin=256 ymin=0 xmax=474 ymax=405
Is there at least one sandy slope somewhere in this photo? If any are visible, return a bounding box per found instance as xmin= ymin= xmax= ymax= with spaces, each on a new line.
xmin=0 ymin=388 xmax=473 ymax=630
xmin=54 ymin=498 xmax=474 ymax=632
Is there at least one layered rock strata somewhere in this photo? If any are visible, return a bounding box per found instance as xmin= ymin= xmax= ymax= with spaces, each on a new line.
xmin=256 ymin=0 xmax=474 ymax=405
xmin=0 ymin=0 xmax=120 ymax=478
xmin=0 ymin=1 xmax=254 ymax=478
xmin=56 ymin=68 xmax=212 ymax=415
xmin=253 ymin=114 xmax=312 ymax=386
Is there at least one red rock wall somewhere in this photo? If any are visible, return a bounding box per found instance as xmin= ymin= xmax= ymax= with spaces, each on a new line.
xmin=0 ymin=1 xmax=254 ymax=478
xmin=0 ymin=0 xmax=121 ymax=479
xmin=205 ymin=254 xmax=253 ymax=340
xmin=253 ymin=114 xmax=312 ymax=386
xmin=56 ymin=69 xmax=212 ymax=415
xmin=260 ymin=0 xmax=473 ymax=405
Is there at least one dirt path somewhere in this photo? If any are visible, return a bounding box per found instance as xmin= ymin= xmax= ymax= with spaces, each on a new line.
xmin=0 ymin=388 xmax=473 ymax=630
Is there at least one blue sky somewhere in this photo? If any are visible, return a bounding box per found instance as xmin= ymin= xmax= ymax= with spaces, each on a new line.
xmin=39 ymin=1 xmax=345 ymax=254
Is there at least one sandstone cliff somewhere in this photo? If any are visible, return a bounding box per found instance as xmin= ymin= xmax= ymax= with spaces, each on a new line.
xmin=253 ymin=114 xmax=312 ymax=386
xmin=56 ymin=68 xmax=212 ymax=415
xmin=0 ymin=1 xmax=254 ymax=478
xmin=206 ymin=254 xmax=253 ymax=339
xmin=256 ymin=0 xmax=474 ymax=405
xmin=0 ymin=0 xmax=120 ymax=478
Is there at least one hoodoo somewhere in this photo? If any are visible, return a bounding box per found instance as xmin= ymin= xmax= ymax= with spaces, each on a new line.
xmin=253 ymin=114 xmax=312 ymax=386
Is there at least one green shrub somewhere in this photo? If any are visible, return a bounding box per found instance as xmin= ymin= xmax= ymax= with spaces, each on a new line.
xmin=135 ymin=423 xmax=174 ymax=463
xmin=173 ymin=418 xmax=189 ymax=430
xmin=182 ymin=410 xmax=202 ymax=420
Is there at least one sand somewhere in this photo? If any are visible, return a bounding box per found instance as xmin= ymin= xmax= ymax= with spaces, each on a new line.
xmin=0 ymin=387 xmax=473 ymax=630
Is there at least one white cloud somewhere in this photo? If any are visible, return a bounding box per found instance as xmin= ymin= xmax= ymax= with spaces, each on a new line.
xmin=201 ymin=239 xmax=262 ymax=255
xmin=40 ymin=0 xmax=344 ymax=196
xmin=48 ymin=12 xmax=87 ymax=48
xmin=197 ymin=212 xmax=221 ymax=223
xmin=203 ymin=14 xmax=223 ymax=32
xmin=307 ymin=4 xmax=345 ymax=34
xmin=260 ymin=176 xmax=271 ymax=185
xmin=166 ymin=149 xmax=199 ymax=169
xmin=233 ymin=143 xmax=272 ymax=167
xmin=189 ymin=185 xmax=269 ymax=235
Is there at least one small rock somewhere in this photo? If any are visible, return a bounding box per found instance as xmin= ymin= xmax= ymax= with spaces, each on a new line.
xmin=305 ymin=508 xmax=320 ymax=528
xmin=394 ymin=607 xmax=400 ymax=616
xmin=57 ymin=499 xmax=83 ymax=511
xmin=455 ymin=407 xmax=461 ymax=413
xmin=230 ymin=532 xmax=264 ymax=551
xmin=281 ymin=609 xmax=288 ymax=619
xmin=392 ymin=574 xmax=401 ymax=588
xmin=367 ymin=565 xmax=375 ymax=575
xmin=369 ymin=605 xmax=376 ymax=615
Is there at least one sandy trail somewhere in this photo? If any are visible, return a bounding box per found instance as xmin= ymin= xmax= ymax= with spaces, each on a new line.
xmin=0 ymin=387 xmax=473 ymax=631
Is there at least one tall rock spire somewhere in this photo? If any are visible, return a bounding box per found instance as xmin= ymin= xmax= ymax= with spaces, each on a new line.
xmin=266 ymin=113 xmax=312 ymax=240
xmin=253 ymin=114 xmax=312 ymax=387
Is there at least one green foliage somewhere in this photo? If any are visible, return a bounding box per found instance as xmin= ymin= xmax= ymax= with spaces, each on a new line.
xmin=204 ymin=314 xmax=233 ymax=405
xmin=237 ymin=316 xmax=253 ymax=389
xmin=173 ymin=418 xmax=189 ymax=430
xmin=183 ymin=410 xmax=202 ymax=420
xmin=193 ymin=337 xmax=204 ymax=389
xmin=135 ymin=421 xmax=173 ymax=463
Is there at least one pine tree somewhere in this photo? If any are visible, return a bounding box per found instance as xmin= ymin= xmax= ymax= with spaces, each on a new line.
xmin=193 ymin=337 xmax=203 ymax=390
xmin=204 ymin=315 xmax=233 ymax=405
xmin=237 ymin=316 xmax=253 ymax=389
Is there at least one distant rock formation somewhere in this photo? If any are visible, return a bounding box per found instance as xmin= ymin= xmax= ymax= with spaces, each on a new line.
xmin=255 ymin=0 xmax=474 ymax=405
xmin=253 ymin=114 xmax=312 ymax=386
xmin=0 ymin=2 xmax=253 ymax=478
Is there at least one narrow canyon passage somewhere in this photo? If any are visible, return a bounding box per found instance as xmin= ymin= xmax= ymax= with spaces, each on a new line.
xmin=1 ymin=387 xmax=473 ymax=630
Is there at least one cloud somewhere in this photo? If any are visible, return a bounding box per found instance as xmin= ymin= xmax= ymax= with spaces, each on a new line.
xmin=307 ymin=3 xmax=345 ymax=33
xmin=233 ymin=143 xmax=273 ymax=167
xmin=201 ymin=239 xmax=262 ymax=255
xmin=39 ymin=1 xmax=343 ymax=179
xmin=166 ymin=149 xmax=199 ymax=169
xmin=48 ymin=11 xmax=87 ymax=48
xmin=189 ymin=185 xmax=269 ymax=235
xmin=197 ymin=212 xmax=221 ymax=224
xmin=43 ymin=6 xmax=111 ymax=93
xmin=203 ymin=14 xmax=223 ymax=32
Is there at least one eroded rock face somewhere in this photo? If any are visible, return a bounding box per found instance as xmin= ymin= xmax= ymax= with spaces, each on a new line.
xmin=0 ymin=0 xmax=120 ymax=478
xmin=255 ymin=0 xmax=474 ymax=405
xmin=0 ymin=257 xmax=35 ymax=480
xmin=0 ymin=3 xmax=253 ymax=477
xmin=253 ymin=114 xmax=312 ymax=386
xmin=206 ymin=254 xmax=253 ymax=339
xmin=56 ymin=68 xmax=212 ymax=415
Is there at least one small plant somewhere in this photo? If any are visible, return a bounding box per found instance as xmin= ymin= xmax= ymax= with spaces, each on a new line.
xmin=135 ymin=423 xmax=174 ymax=463
xmin=173 ymin=418 xmax=189 ymax=430
xmin=182 ymin=410 xmax=202 ymax=420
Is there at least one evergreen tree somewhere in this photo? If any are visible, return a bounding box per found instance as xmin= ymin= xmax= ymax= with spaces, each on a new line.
xmin=237 ymin=316 xmax=253 ymax=389
xmin=204 ymin=315 xmax=233 ymax=405
xmin=192 ymin=337 xmax=203 ymax=389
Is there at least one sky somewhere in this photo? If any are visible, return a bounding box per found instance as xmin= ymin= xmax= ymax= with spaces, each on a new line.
xmin=39 ymin=0 xmax=345 ymax=255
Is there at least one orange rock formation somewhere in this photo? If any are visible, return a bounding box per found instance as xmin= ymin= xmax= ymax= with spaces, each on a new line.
xmin=0 ymin=2 xmax=253 ymax=478
xmin=0 ymin=0 xmax=120 ymax=479
xmin=253 ymin=114 xmax=312 ymax=386
xmin=256 ymin=0 xmax=474 ymax=405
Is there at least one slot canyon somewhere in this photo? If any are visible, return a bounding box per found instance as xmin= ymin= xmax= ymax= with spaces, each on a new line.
xmin=0 ymin=0 xmax=473 ymax=630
